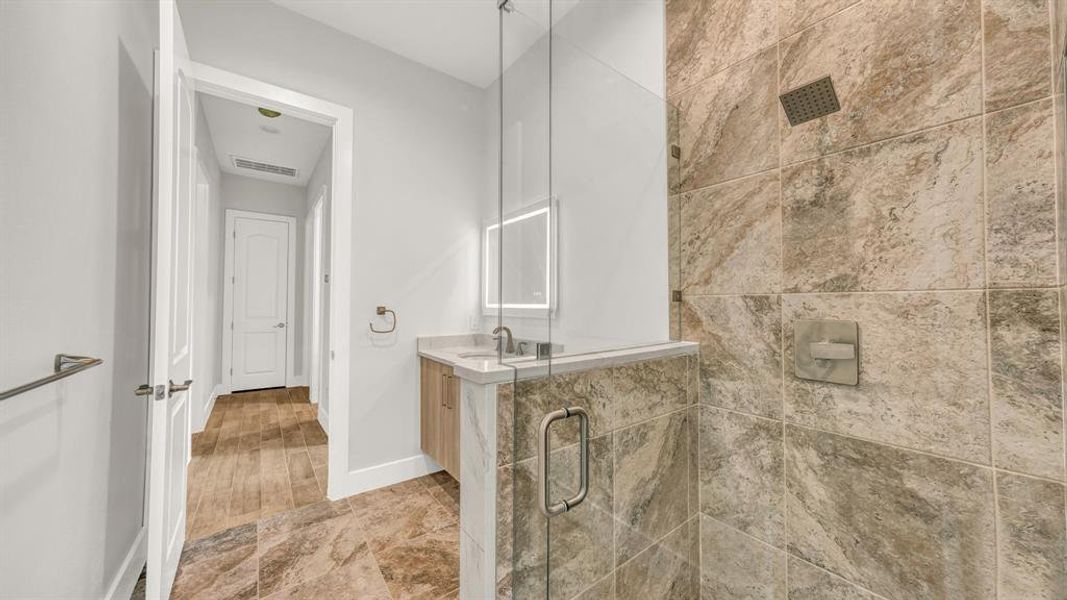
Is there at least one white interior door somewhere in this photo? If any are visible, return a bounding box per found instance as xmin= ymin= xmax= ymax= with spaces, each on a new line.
xmin=231 ymin=213 xmax=292 ymax=391
xmin=146 ymin=3 xmax=194 ymax=598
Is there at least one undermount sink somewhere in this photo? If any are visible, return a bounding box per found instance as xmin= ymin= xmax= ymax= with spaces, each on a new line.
xmin=458 ymin=351 xmax=499 ymax=359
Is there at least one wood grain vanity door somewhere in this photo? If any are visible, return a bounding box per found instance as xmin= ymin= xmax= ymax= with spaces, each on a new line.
xmin=440 ymin=371 xmax=461 ymax=479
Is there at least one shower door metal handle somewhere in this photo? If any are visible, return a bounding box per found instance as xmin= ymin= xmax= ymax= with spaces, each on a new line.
xmin=537 ymin=406 xmax=589 ymax=518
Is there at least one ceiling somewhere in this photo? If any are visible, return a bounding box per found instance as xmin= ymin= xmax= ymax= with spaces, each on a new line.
xmin=199 ymin=93 xmax=331 ymax=187
xmin=270 ymin=0 xmax=578 ymax=88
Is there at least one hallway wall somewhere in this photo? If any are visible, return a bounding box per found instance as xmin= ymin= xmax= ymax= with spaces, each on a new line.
xmin=179 ymin=0 xmax=486 ymax=489
xmin=192 ymin=98 xmax=224 ymax=432
xmin=669 ymin=0 xmax=1067 ymax=597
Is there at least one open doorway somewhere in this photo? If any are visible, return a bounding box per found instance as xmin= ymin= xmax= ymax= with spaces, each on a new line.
xmin=184 ymin=87 xmax=335 ymax=541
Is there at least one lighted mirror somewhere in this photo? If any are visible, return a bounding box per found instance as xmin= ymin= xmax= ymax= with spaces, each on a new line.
xmin=484 ymin=199 xmax=556 ymax=315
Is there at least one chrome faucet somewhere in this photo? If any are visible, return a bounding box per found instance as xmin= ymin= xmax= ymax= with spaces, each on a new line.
xmin=492 ymin=325 xmax=515 ymax=354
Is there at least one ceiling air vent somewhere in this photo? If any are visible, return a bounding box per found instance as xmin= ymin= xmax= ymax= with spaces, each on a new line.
xmin=231 ymin=156 xmax=298 ymax=178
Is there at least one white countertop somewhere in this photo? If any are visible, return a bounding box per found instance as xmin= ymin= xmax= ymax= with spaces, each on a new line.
xmin=417 ymin=334 xmax=698 ymax=385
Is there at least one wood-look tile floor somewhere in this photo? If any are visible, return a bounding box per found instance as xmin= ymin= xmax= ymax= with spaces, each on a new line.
xmin=145 ymin=387 xmax=462 ymax=599
xmin=186 ymin=387 xmax=329 ymax=541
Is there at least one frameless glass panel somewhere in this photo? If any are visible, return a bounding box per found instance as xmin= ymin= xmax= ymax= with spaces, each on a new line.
xmin=500 ymin=1 xmax=676 ymax=599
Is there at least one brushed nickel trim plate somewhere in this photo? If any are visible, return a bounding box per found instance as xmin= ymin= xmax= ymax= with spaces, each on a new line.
xmin=794 ymin=319 xmax=858 ymax=385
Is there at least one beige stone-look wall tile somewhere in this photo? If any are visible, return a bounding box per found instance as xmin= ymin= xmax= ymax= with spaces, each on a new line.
xmin=781 ymin=118 xmax=985 ymax=292
xmin=699 ymin=406 xmax=784 ymax=546
xmin=699 ymin=514 xmax=787 ymax=599
xmin=681 ymin=295 xmax=783 ymax=419
xmin=1056 ymin=86 xmax=1067 ymax=287
xmin=687 ymin=405 xmax=699 ymax=518
xmin=509 ymin=369 xmax=612 ymax=463
xmin=507 ymin=436 xmax=614 ymax=600
xmin=777 ymin=0 xmax=859 ymax=38
xmin=786 ymin=556 xmax=880 ymax=600
xmin=783 ymin=291 xmax=990 ymax=462
xmin=996 ymin=472 xmax=1067 ymax=599
xmin=615 ymin=521 xmax=697 ymax=600
xmin=496 ymin=383 xmax=514 ymax=467
xmin=779 ymin=0 xmax=982 ymax=163
xmin=612 ymin=357 xmax=689 ymax=430
xmin=989 ymin=289 xmax=1065 ymax=480
xmin=785 ymin=425 xmax=996 ymax=600
xmin=1058 ymin=0 xmax=1067 ymax=59
xmin=984 ymin=0 xmax=1053 ymax=112
xmin=681 ymin=170 xmax=781 ymax=295
xmin=668 ymin=104 xmax=681 ymax=195
xmin=614 ymin=411 xmax=691 ymax=566
xmin=669 ymin=193 xmax=681 ymax=341
xmin=986 ymin=99 xmax=1058 ymax=288
xmin=569 ymin=575 xmax=614 ymax=600
xmin=666 ymin=0 xmax=777 ymax=96
xmin=672 ymin=47 xmax=779 ymax=191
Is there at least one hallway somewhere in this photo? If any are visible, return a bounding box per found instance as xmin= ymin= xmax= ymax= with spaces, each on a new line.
xmin=186 ymin=388 xmax=328 ymax=540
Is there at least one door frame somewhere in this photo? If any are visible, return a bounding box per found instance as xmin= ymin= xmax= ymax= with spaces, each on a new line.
xmin=306 ymin=189 xmax=326 ymax=411
xmin=176 ymin=61 xmax=353 ymax=501
xmin=222 ymin=209 xmax=298 ymax=392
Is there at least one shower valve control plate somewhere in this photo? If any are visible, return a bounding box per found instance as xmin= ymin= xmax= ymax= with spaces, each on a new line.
xmin=794 ymin=319 xmax=858 ymax=386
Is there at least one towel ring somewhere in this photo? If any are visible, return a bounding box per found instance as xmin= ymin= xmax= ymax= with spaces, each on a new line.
xmin=369 ymin=305 xmax=396 ymax=334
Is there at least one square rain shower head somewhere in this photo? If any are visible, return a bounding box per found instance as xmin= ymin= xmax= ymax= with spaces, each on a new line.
xmin=779 ymin=76 xmax=841 ymax=126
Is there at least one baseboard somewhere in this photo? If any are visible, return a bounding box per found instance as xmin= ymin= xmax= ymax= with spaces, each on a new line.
xmin=193 ymin=383 xmax=227 ymax=433
xmin=288 ymin=375 xmax=309 ymax=387
xmin=103 ymin=527 xmax=146 ymax=600
xmin=328 ymin=454 xmax=441 ymax=500
xmin=317 ymin=404 xmax=329 ymax=433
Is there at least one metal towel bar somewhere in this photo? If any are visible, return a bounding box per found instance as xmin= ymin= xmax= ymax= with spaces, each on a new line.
xmin=0 ymin=354 xmax=104 ymax=401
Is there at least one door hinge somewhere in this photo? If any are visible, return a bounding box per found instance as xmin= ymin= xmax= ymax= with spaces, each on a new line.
xmin=671 ymin=144 xmax=681 ymax=160
xmin=672 ymin=289 xmax=682 ymax=302
xmin=231 ymin=275 xmax=235 ymax=284
xmin=324 ymin=273 xmax=330 ymax=284
xmin=230 ymin=321 xmax=234 ymax=330
xmin=229 ymin=367 xmax=233 ymax=375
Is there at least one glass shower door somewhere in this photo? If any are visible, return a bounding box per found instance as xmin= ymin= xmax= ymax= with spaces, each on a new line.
xmin=497 ymin=1 xmax=691 ymax=599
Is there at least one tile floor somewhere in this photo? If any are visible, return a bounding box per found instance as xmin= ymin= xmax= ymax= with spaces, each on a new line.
xmin=168 ymin=473 xmax=459 ymax=599
xmin=137 ymin=387 xmax=462 ymax=599
xmin=186 ymin=387 xmax=329 ymax=541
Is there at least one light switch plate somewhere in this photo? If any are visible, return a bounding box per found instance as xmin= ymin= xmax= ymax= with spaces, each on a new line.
xmin=794 ymin=319 xmax=859 ymax=385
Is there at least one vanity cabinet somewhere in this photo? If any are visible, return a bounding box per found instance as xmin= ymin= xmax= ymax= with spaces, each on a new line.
xmin=420 ymin=357 xmax=460 ymax=478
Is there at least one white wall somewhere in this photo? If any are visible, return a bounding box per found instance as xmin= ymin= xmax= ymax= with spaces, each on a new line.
xmin=305 ymin=141 xmax=332 ymax=428
xmin=0 ymin=1 xmax=157 ymax=597
xmin=483 ymin=1 xmax=669 ymax=354
xmin=192 ymin=97 xmax=224 ymax=431
xmin=178 ymin=0 xmax=485 ymax=477
xmin=217 ymin=172 xmax=310 ymax=384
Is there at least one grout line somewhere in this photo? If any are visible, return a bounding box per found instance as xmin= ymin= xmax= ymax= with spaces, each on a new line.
xmin=778 ymin=0 xmax=866 ymax=44
xmin=775 ymin=26 xmax=790 ymax=598
xmin=978 ymin=2 xmax=1005 ymax=593
xmin=680 ymin=286 xmax=1061 ymax=299
xmin=700 ymin=512 xmax=890 ymax=600
xmin=703 ymin=401 xmax=1067 ymax=486
xmin=670 ymin=0 xmax=867 ymax=101
xmin=677 ymin=165 xmax=780 ymax=199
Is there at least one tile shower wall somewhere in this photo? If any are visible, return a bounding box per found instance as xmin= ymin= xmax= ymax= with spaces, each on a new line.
xmin=669 ymin=0 xmax=1067 ymax=598
xmin=495 ymin=356 xmax=700 ymax=600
